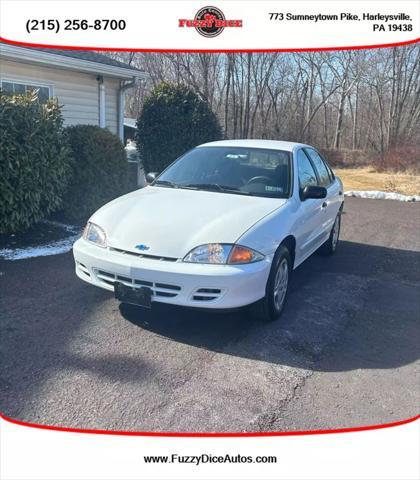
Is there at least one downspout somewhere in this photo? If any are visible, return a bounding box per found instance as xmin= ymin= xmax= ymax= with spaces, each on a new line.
xmin=97 ymin=75 xmax=106 ymax=128
xmin=118 ymin=77 xmax=137 ymax=142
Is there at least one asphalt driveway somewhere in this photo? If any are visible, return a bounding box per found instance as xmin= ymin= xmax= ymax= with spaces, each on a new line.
xmin=0 ymin=198 xmax=419 ymax=432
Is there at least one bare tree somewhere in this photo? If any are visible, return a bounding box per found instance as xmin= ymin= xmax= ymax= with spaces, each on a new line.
xmin=107 ymin=46 xmax=420 ymax=156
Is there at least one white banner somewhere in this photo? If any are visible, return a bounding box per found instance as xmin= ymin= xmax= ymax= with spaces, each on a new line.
xmin=1 ymin=2 xmax=419 ymax=479
xmin=1 ymin=415 xmax=419 ymax=480
xmin=0 ymin=0 xmax=418 ymax=51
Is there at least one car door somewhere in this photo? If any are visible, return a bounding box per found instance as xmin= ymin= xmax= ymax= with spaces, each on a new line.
xmin=293 ymin=148 xmax=327 ymax=264
xmin=304 ymin=148 xmax=341 ymax=233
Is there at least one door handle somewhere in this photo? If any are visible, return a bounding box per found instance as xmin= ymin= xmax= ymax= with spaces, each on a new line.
xmin=321 ymin=202 xmax=328 ymax=208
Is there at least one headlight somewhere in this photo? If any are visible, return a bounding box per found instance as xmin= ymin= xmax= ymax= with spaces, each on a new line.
xmin=183 ymin=244 xmax=232 ymax=264
xmin=83 ymin=222 xmax=107 ymax=248
xmin=183 ymin=244 xmax=264 ymax=265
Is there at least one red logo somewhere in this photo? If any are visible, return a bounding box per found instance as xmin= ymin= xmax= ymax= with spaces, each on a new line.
xmin=179 ymin=6 xmax=243 ymax=37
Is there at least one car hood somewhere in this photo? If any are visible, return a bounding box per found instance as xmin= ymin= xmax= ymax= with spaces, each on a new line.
xmin=91 ymin=186 xmax=286 ymax=259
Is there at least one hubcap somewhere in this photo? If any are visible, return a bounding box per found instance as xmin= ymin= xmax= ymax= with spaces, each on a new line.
xmin=273 ymin=258 xmax=288 ymax=311
xmin=332 ymin=216 xmax=340 ymax=250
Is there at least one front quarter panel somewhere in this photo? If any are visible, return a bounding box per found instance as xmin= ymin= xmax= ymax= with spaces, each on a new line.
xmin=236 ymin=200 xmax=294 ymax=257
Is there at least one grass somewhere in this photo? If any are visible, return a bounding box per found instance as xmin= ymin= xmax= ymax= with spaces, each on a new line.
xmin=335 ymin=167 xmax=420 ymax=196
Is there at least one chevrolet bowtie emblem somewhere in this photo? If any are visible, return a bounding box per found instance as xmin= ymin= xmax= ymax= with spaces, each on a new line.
xmin=135 ymin=244 xmax=150 ymax=251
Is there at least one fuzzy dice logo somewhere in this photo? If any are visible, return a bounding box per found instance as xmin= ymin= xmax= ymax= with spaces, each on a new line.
xmin=179 ymin=6 xmax=243 ymax=37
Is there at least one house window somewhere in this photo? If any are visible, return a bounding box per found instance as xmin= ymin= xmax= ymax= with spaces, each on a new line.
xmin=1 ymin=80 xmax=51 ymax=103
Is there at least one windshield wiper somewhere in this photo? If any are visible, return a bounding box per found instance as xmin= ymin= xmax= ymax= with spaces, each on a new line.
xmin=153 ymin=180 xmax=178 ymax=188
xmin=182 ymin=183 xmax=223 ymax=191
xmin=181 ymin=183 xmax=253 ymax=195
xmin=153 ymin=180 xmax=211 ymax=192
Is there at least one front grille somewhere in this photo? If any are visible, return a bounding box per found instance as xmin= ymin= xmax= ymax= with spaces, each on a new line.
xmin=94 ymin=269 xmax=181 ymax=298
xmin=192 ymin=287 xmax=222 ymax=302
xmin=109 ymin=247 xmax=178 ymax=262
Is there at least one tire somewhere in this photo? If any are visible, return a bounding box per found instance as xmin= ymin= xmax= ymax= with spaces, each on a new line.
xmin=319 ymin=212 xmax=341 ymax=255
xmin=251 ymin=245 xmax=291 ymax=322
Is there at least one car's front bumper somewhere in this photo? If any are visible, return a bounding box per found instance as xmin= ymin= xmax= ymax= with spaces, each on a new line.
xmin=73 ymin=238 xmax=272 ymax=309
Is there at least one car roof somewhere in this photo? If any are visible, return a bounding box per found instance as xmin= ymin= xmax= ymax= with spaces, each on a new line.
xmin=197 ymin=139 xmax=311 ymax=152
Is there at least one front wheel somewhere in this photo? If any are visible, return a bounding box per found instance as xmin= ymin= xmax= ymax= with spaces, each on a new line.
xmin=251 ymin=245 xmax=291 ymax=322
xmin=319 ymin=212 xmax=341 ymax=255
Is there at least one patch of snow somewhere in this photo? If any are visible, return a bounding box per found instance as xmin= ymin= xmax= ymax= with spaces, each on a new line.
xmin=345 ymin=190 xmax=420 ymax=202
xmin=42 ymin=219 xmax=81 ymax=233
xmin=0 ymin=234 xmax=81 ymax=260
xmin=0 ymin=235 xmax=80 ymax=261
xmin=125 ymin=139 xmax=137 ymax=151
xmin=0 ymin=221 xmax=82 ymax=261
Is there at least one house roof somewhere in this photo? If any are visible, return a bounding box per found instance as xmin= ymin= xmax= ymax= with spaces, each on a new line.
xmin=28 ymin=48 xmax=144 ymax=72
xmin=0 ymin=43 xmax=147 ymax=80
xmin=124 ymin=117 xmax=137 ymax=128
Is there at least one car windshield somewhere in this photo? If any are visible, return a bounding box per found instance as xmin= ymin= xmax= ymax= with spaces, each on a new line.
xmin=154 ymin=146 xmax=292 ymax=198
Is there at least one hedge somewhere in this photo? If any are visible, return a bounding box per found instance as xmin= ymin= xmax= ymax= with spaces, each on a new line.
xmin=135 ymin=83 xmax=222 ymax=174
xmin=62 ymin=125 xmax=128 ymax=222
xmin=0 ymin=93 xmax=72 ymax=233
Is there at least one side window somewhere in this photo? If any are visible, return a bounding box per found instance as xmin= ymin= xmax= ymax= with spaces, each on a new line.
xmin=297 ymin=149 xmax=318 ymax=189
xmin=321 ymin=156 xmax=335 ymax=181
xmin=305 ymin=149 xmax=331 ymax=187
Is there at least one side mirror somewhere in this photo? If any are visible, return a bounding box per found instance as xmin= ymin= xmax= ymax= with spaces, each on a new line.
xmin=300 ymin=185 xmax=327 ymax=201
xmin=146 ymin=172 xmax=158 ymax=183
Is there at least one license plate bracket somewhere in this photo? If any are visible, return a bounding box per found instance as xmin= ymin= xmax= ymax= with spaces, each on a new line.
xmin=114 ymin=282 xmax=152 ymax=309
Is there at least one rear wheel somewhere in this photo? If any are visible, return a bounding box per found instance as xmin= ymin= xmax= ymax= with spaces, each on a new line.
xmin=251 ymin=245 xmax=291 ymax=322
xmin=319 ymin=212 xmax=341 ymax=255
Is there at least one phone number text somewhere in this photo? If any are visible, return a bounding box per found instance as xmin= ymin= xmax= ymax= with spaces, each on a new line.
xmin=26 ymin=19 xmax=126 ymax=34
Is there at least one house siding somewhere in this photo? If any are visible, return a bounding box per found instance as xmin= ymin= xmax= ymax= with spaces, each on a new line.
xmin=105 ymin=77 xmax=119 ymax=135
xmin=1 ymin=59 xmax=119 ymax=135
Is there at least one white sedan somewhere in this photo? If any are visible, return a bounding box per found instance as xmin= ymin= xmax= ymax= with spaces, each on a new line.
xmin=73 ymin=140 xmax=344 ymax=321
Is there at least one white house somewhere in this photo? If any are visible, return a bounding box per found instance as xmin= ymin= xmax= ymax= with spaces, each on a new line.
xmin=0 ymin=44 xmax=147 ymax=141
